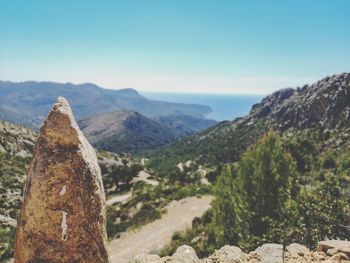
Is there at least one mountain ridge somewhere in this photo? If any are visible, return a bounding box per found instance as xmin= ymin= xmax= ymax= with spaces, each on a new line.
xmin=79 ymin=110 xmax=217 ymax=153
xmin=0 ymin=81 xmax=212 ymax=128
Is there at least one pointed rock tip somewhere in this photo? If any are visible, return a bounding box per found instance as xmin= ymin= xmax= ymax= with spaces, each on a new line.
xmin=52 ymin=96 xmax=73 ymax=116
xmin=56 ymin=96 xmax=70 ymax=106
xmin=41 ymin=96 xmax=81 ymax=146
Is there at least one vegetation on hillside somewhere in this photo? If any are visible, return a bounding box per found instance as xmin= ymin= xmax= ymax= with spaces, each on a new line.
xmin=161 ymin=130 xmax=350 ymax=257
xmin=0 ymin=153 xmax=29 ymax=262
xmin=147 ymin=118 xmax=269 ymax=177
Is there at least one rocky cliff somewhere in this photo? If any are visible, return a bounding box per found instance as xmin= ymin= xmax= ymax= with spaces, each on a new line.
xmin=250 ymin=72 xmax=350 ymax=130
xmin=14 ymin=97 xmax=109 ymax=262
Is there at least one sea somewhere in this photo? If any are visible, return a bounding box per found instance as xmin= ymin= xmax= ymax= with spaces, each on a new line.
xmin=141 ymin=92 xmax=264 ymax=122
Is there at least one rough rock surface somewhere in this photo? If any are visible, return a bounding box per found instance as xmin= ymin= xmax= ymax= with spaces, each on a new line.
xmin=14 ymin=97 xmax=109 ymax=263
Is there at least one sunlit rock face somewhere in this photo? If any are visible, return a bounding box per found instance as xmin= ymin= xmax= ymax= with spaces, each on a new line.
xmin=14 ymin=97 xmax=109 ymax=263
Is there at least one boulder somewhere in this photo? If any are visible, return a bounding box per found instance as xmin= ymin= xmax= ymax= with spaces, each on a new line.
xmin=317 ymin=240 xmax=350 ymax=258
xmin=169 ymin=245 xmax=199 ymax=263
xmin=286 ymin=243 xmax=310 ymax=257
xmin=14 ymin=97 xmax=109 ymax=262
xmin=255 ymin=243 xmax=283 ymax=263
xmin=206 ymin=245 xmax=247 ymax=263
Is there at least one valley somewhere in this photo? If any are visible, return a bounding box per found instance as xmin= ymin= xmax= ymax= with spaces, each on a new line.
xmin=1 ymin=72 xmax=350 ymax=262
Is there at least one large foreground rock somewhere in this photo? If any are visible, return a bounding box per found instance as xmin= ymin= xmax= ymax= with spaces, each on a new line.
xmin=14 ymin=97 xmax=109 ymax=262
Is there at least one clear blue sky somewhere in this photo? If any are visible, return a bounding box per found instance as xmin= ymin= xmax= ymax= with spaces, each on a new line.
xmin=1 ymin=0 xmax=349 ymax=94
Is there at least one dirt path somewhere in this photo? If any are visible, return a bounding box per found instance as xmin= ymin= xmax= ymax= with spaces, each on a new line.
xmin=131 ymin=170 xmax=159 ymax=186
xmin=107 ymin=195 xmax=213 ymax=263
xmin=106 ymin=192 xmax=132 ymax=206
xmin=106 ymin=171 xmax=159 ymax=206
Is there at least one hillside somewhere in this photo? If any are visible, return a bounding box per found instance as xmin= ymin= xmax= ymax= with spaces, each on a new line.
xmin=155 ymin=114 xmax=217 ymax=137
xmin=79 ymin=111 xmax=179 ymax=153
xmin=78 ymin=111 xmax=217 ymax=153
xmin=0 ymin=81 xmax=212 ymax=127
xmin=148 ymin=72 xmax=350 ymax=175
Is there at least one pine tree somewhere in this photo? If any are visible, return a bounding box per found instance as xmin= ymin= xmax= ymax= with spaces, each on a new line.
xmin=235 ymin=130 xmax=297 ymax=247
xmin=212 ymin=165 xmax=239 ymax=246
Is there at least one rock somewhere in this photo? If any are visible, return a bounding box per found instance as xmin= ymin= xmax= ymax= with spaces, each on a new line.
xmin=326 ymin=248 xmax=338 ymax=256
xmin=0 ymin=214 xmax=17 ymax=227
xmin=330 ymin=252 xmax=350 ymax=260
xmin=14 ymin=97 xmax=109 ymax=262
xmin=286 ymin=243 xmax=310 ymax=257
xmin=337 ymin=247 xmax=350 ymax=256
xmin=132 ymin=254 xmax=163 ymax=263
xmin=206 ymin=245 xmax=247 ymax=263
xmin=317 ymin=240 xmax=350 ymax=256
xmin=255 ymin=243 xmax=283 ymax=263
xmin=170 ymin=245 xmax=199 ymax=263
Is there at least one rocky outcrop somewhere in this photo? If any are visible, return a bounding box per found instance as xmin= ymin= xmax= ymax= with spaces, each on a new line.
xmin=250 ymin=72 xmax=350 ymax=130
xmin=14 ymin=97 xmax=109 ymax=262
xmin=0 ymin=120 xmax=37 ymax=157
xmin=133 ymin=240 xmax=350 ymax=263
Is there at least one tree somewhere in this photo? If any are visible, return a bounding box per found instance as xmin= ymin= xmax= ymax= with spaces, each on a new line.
xmin=235 ymin=130 xmax=297 ymax=248
xmin=212 ymin=165 xmax=239 ymax=246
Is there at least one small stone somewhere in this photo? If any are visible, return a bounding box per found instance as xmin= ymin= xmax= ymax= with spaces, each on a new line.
xmin=255 ymin=243 xmax=283 ymax=263
xmin=326 ymin=248 xmax=338 ymax=256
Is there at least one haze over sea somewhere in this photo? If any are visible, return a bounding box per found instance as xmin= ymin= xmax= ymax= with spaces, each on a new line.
xmin=142 ymin=92 xmax=264 ymax=122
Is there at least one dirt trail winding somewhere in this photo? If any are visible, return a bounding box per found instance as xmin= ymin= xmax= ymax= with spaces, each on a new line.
xmin=107 ymin=195 xmax=213 ymax=263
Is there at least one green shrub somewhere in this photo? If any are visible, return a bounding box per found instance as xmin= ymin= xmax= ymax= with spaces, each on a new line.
xmin=322 ymin=154 xmax=336 ymax=169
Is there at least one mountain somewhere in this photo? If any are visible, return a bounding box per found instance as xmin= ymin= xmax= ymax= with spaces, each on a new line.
xmin=0 ymin=81 xmax=212 ymax=128
xmin=149 ymin=72 xmax=350 ymax=175
xmin=78 ymin=111 xmax=217 ymax=153
xmin=154 ymin=115 xmax=217 ymax=137
xmin=79 ymin=111 xmax=180 ymax=153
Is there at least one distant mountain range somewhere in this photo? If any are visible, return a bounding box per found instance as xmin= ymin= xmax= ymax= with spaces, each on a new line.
xmin=0 ymin=81 xmax=212 ymax=128
xmin=0 ymin=81 xmax=217 ymax=153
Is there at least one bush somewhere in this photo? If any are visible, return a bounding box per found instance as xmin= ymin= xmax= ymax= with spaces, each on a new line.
xmin=322 ymin=154 xmax=336 ymax=169
xmin=0 ymin=226 xmax=16 ymax=262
